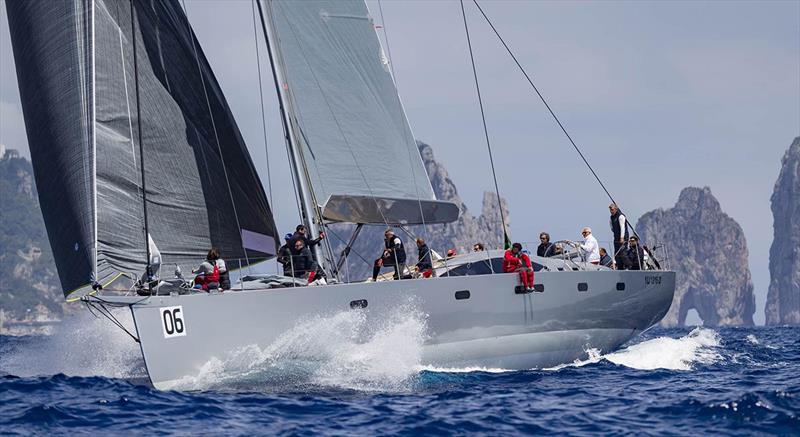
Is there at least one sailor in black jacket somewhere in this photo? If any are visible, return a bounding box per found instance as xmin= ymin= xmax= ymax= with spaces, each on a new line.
xmin=537 ymin=232 xmax=555 ymax=257
xmin=415 ymin=237 xmax=434 ymax=278
xmin=371 ymin=229 xmax=407 ymax=281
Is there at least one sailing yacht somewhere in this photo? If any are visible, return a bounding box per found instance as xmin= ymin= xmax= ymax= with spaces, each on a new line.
xmin=6 ymin=0 xmax=675 ymax=390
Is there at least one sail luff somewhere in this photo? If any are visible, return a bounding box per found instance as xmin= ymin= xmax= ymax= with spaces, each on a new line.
xmin=260 ymin=0 xmax=326 ymax=260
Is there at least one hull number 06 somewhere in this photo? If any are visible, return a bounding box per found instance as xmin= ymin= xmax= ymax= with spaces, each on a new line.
xmin=161 ymin=306 xmax=186 ymax=338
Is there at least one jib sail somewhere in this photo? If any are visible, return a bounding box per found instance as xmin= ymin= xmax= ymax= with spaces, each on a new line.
xmin=6 ymin=0 xmax=278 ymax=298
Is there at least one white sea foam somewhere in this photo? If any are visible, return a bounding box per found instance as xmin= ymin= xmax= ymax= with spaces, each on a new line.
xmin=547 ymin=327 xmax=721 ymax=371
xmin=746 ymin=334 xmax=759 ymax=345
xmin=416 ymin=365 xmax=512 ymax=374
xmin=166 ymin=301 xmax=428 ymax=392
xmin=0 ymin=310 xmax=146 ymax=379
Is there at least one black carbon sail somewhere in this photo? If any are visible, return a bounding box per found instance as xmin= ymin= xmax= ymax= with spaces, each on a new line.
xmin=6 ymin=0 xmax=278 ymax=298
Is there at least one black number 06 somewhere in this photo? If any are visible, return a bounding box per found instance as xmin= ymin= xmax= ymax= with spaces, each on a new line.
xmin=162 ymin=308 xmax=184 ymax=335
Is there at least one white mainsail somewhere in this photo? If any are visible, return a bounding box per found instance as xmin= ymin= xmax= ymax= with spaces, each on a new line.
xmin=263 ymin=0 xmax=458 ymax=225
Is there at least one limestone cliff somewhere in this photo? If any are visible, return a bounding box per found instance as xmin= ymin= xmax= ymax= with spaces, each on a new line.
xmin=328 ymin=141 xmax=510 ymax=280
xmin=0 ymin=151 xmax=64 ymax=330
xmin=766 ymin=137 xmax=800 ymax=325
xmin=637 ymin=187 xmax=755 ymax=327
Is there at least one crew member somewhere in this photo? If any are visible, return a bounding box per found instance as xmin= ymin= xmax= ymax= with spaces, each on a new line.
xmin=580 ymin=227 xmax=600 ymax=264
xmin=291 ymin=224 xmax=325 ymax=253
xmin=537 ymin=232 xmax=555 ymax=257
xmin=599 ymin=247 xmax=613 ymax=268
xmin=472 ymin=243 xmax=485 ymax=252
xmin=277 ymin=233 xmax=294 ymax=276
xmin=416 ymin=237 xmax=434 ymax=278
xmin=291 ymin=239 xmax=322 ymax=283
xmin=626 ymin=236 xmax=645 ymax=270
xmin=503 ymin=242 xmax=534 ymax=290
xmin=193 ymin=247 xmax=227 ymax=291
xmin=609 ymin=204 xmax=629 ymax=270
xmin=370 ymin=229 xmax=407 ymax=281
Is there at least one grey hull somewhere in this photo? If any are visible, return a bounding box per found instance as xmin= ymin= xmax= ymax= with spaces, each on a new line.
xmin=98 ymin=270 xmax=675 ymax=390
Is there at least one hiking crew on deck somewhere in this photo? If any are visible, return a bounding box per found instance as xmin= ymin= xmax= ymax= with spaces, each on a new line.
xmin=371 ymin=229 xmax=407 ymax=281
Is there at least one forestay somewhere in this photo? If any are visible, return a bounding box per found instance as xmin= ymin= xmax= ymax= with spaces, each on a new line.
xmin=7 ymin=0 xmax=278 ymax=298
xmin=263 ymin=0 xmax=458 ymax=225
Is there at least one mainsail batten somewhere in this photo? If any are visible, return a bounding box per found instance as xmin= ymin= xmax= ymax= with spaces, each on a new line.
xmin=263 ymin=0 xmax=458 ymax=225
xmin=7 ymin=0 xmax=279 ymax=297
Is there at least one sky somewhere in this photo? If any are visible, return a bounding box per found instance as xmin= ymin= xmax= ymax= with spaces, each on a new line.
xmin=1 ymin=0 xmax=798 ymax=325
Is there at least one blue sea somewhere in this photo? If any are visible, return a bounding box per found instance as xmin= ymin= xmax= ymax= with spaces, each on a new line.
xmin=1 ymin=315 xmax=797 ymax=436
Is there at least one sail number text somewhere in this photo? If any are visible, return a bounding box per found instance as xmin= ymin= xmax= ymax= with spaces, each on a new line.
xmin=161 ymin=306 xmax=187 ymax=338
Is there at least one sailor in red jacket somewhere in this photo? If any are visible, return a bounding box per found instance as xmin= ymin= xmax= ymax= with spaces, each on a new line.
xmin=503 ymin=242 xmax=534 ymax=290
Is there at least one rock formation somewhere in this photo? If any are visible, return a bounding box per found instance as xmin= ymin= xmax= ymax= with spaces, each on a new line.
xmin=0 ymin=152 xmax=65 ymax=332
xmin=766 ymin=137 xmax=800 ymax=325
xmin=636 ymin=187 xmax=755 ymax=327
xmin=328 ymin=141 xmax=510 ymax=280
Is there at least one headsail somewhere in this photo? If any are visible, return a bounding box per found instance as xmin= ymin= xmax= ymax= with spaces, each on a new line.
xmin=263 ymin=0 xmax=459 ymax=225
xmin=7 ymin=0 xmax=278 ymax=298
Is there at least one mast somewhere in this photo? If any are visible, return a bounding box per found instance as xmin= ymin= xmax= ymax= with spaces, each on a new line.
xmin=90 ymin=0 xmax=99 ymax=285
xmin=130 ymin=0 xmax=152 ymax=284
xmin=255 ymin=0 xmax=326 ymax=271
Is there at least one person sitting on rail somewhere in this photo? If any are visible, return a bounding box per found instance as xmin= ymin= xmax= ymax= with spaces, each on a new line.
xmin=503 ymin=242 xmax=534 ymax=291
xmin=472 ymin=243 xmax=485 ymax=252
xmin=192 ymin=247 xmax=227 ymax=291
xmin=579 ymin=227 xmax=601 ymax=264
xmin=369 ymin=228 xmax=407 ymax=282
xmin=416 ymin=237 xmax=434 ymax=278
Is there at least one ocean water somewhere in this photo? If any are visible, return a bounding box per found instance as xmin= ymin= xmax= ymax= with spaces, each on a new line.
xmin=0 ymin=311 xmax=797 ymax=436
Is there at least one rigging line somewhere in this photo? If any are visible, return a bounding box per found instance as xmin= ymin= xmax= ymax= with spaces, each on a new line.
xmin=277 ymin=7 xmax=393 ymax=232
xmin=326 ymin=227 xmax=372 ymax=268
xmin=254 ymin=0 xmax=304 ymax=224
xmin=181 ymin=0 xmax=249 ymax=265
xmin=250 ymin=0 xmax=274 ymax=206
xmin=470 ymin=0 xmax=636 ymax=238
xmin=460 ymin=0 xmax=509 ymax=249
xmin=374 ymin=0 xmax=431 ymax=246
xmin=130 ymin=0 xmax=152 ymax=281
